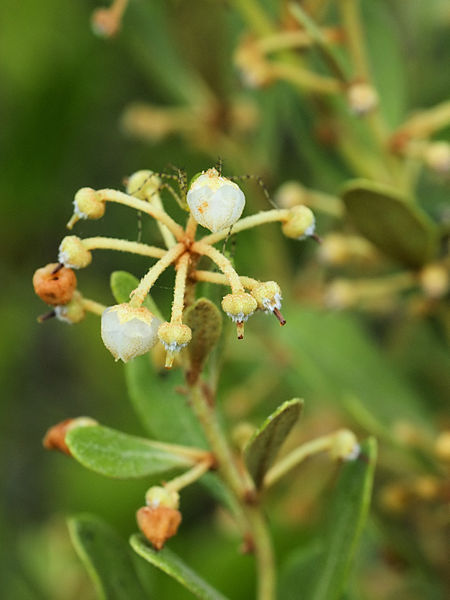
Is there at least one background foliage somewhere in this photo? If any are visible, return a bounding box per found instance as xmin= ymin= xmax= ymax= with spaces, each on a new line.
xmin=1 ymin=1 xmax=449 ymax=598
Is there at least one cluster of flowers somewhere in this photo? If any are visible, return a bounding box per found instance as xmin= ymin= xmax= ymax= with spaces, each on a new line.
xmin=33 ymin=167 xmax=317 ymax=368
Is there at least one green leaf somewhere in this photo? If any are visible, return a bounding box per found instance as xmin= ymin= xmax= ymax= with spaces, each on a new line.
xmin=279 ymin=438 xmax=377 ymax=600
xmin=68 ymin=514 xmax=147 ymax=600
xmin=342 ymin=179 xmax=438 ymax=268
xmin=280 ymin=307 xmax=432 ymax=432
xmin=244 ymin=398 xmax=303 ymax=488
xmin=130 ymin=533 xmax=229 ymax=600
xmin=110 ymin=270 xmax=162 ymax=319
xmin=66 ymin=424 xmax=194 ymax=479
xmin=184 ymin=297 xmax=222 ymax=380
xmin=312 ymin=438 xmax=377 ymax=600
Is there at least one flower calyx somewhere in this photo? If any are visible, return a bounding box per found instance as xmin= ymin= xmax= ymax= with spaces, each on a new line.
xmin=58 ymin=236 xmax=92 ymax=269
xmin=251 ymin=281 xmax=286 ymax=325
xmin=101 ymin=303 xmax=160 ymax=362
xmin=157 ymin=322 xmax=192 ymax=368
xmin=221 ymin=292 xmax=257 ymax=339
xmin=282 ymin=205 xmax=316 ymax=240
xmin=187 ymin=168 xmax=245 ymax=233
xmin=137 ymin=486 xmax=181 ymax=551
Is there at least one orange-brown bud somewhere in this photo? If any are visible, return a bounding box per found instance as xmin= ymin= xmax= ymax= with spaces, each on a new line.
xmin=33 ymin=263 xmax=77 ymax=306
xmin=42 ymin=417 xmax=97 ymax=455
xmin=136 ymin=505 xmax=182 ymax=551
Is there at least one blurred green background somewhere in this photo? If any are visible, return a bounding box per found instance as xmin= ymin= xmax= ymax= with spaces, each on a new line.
xmin=1 ymin=1 xmax=449 ymax=598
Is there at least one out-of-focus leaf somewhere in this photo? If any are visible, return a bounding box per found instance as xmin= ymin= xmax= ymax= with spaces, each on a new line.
xmin=68 ymin=514 xmax=146 ymax=600
xmin=130 ymin=534 xmax=229 ymax=600
xmin=184 ymin=298 xmax=222 ymax=380
xmin=342 ymin=179 xmax=438 ymax=268
xmin=66 ymin=425 xmax=195 ymax=479
xmin=244 ymin=398 xmax=303 ymax=488
xmin=362 ymin=1 xmax=406 ymax=127
xmin=279 ymin=438 xmax=377 ymax=600
xmin=110 ymin=270 xmax=162 ymax=319
xmin=280 ymin=307 xmax=432 ymax=430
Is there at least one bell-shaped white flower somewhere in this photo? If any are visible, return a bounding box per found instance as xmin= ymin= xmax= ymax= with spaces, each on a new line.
xmin=101 ymin=303 xmax=160 ymax=362
xmin=187 ymin=168 xmax=245 ymax=233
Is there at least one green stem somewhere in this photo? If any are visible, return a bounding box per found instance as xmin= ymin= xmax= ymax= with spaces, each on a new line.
xmin=189 ymin=382 xmax=276 ymax=600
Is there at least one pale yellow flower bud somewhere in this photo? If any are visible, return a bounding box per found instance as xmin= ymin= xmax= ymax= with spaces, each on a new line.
xmin=434 ymin=431 xmax=450 ymax=462
xmin=158 ymin=322 xmax=192 ymax=368
xmin=145 ymin=486 xmax=180 ymax=510
xmin=58 ymin=236 xmax=92 ymax=269
xmin=275 ymin=181 xmax=307 ymax=209
xmin=424 ymin=142 xmax=450 ymax=174
xmin=330 ymin=429 xmax=360 ymax=461
xmin=221 ymin=292 xmax=257 ymax=339
xmin=72 ymin=187 xmax=105 ymax=223
xmin=282 ymin=206 xmax=316 ymax=240
xmin=347 ymin=82 xmax=379 ymax=116
xmin=126 ymin=170 xmax=161 ymax=200
xmin=55 ymin=291 xmax=85 ymax=324
xmin=419 ymin=263 xmax=449 ymax=298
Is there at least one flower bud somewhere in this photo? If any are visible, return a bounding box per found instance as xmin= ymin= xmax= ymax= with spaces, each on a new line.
xmin=325 ymin=279 xmax=357 ymax=309
xmin=423 ymin=142 xmax=450 ymax=174
xmin=91 ymin=8 xmax=120 ymax=38
xmin=274 ymin=181 xmax=307 ymax=209
xmin=145 ymin=486 xmax=180 ymax=510
xmin=126 ymin=170 xmax=161 ymax=200
xmin=434 ymin=431 xmax=450 ymax=462
xmin=347 ymin=82 xmax=379 ymax=116
xmin=67 ymin=188 xmax=105 ymax=229
xmin=43 ymin=416 xmax=97 ymax=455
xmin=157 ymin=322 xmax=192 ymax=368
xmin=221 ymin=292 xmax=257 ymax=339
xmin=330 ymin=429 xmax=360 ymax=461
xmin=419 ymin=263 xmax=449 ymax=298
xmin=101 ymin=304 xmax=160 ymax=362
xmin=33 ymin=263 xmax=77 ymax=306
xmin=187 ymin=168 xmax=245 ymax=233
xmin=55 ymin=291 xmax=85 ymax=324
xmin=281 ymin=206 xmax=316 ymax=240
xmin=58 ymin=236 xmax=92 ymax=269
xmin=136 ymin=505 xmax=182 ymax=551
xmin=251 ymin=281 xmax=286 ymax=325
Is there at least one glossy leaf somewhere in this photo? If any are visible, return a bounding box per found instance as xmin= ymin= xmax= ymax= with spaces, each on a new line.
xmin=130 ymin=533 xmax=229 ymax=600
xmin=110 ymin=270 xmax=162 ymax=319
xmin=244 ymin=398 xmax=303 ymax=488
xmin=66 ymin=424 xmax=195 ymax=479
xmin=342 ymin=179 xmax=438 ymax=268
xmin=279 ymin=438 xmax=377 ymax=600
xmin=68 ymin=514 xmax=147 ymax=600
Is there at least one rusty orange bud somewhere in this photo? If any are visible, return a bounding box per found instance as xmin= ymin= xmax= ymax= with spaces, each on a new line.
xmin=136 ymin=505 xmax=182 ymax=551
xmin=43 ymin=417 xmax=97 ymax=455
xmin=33 ymin=263 xmax=77 ymax=306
